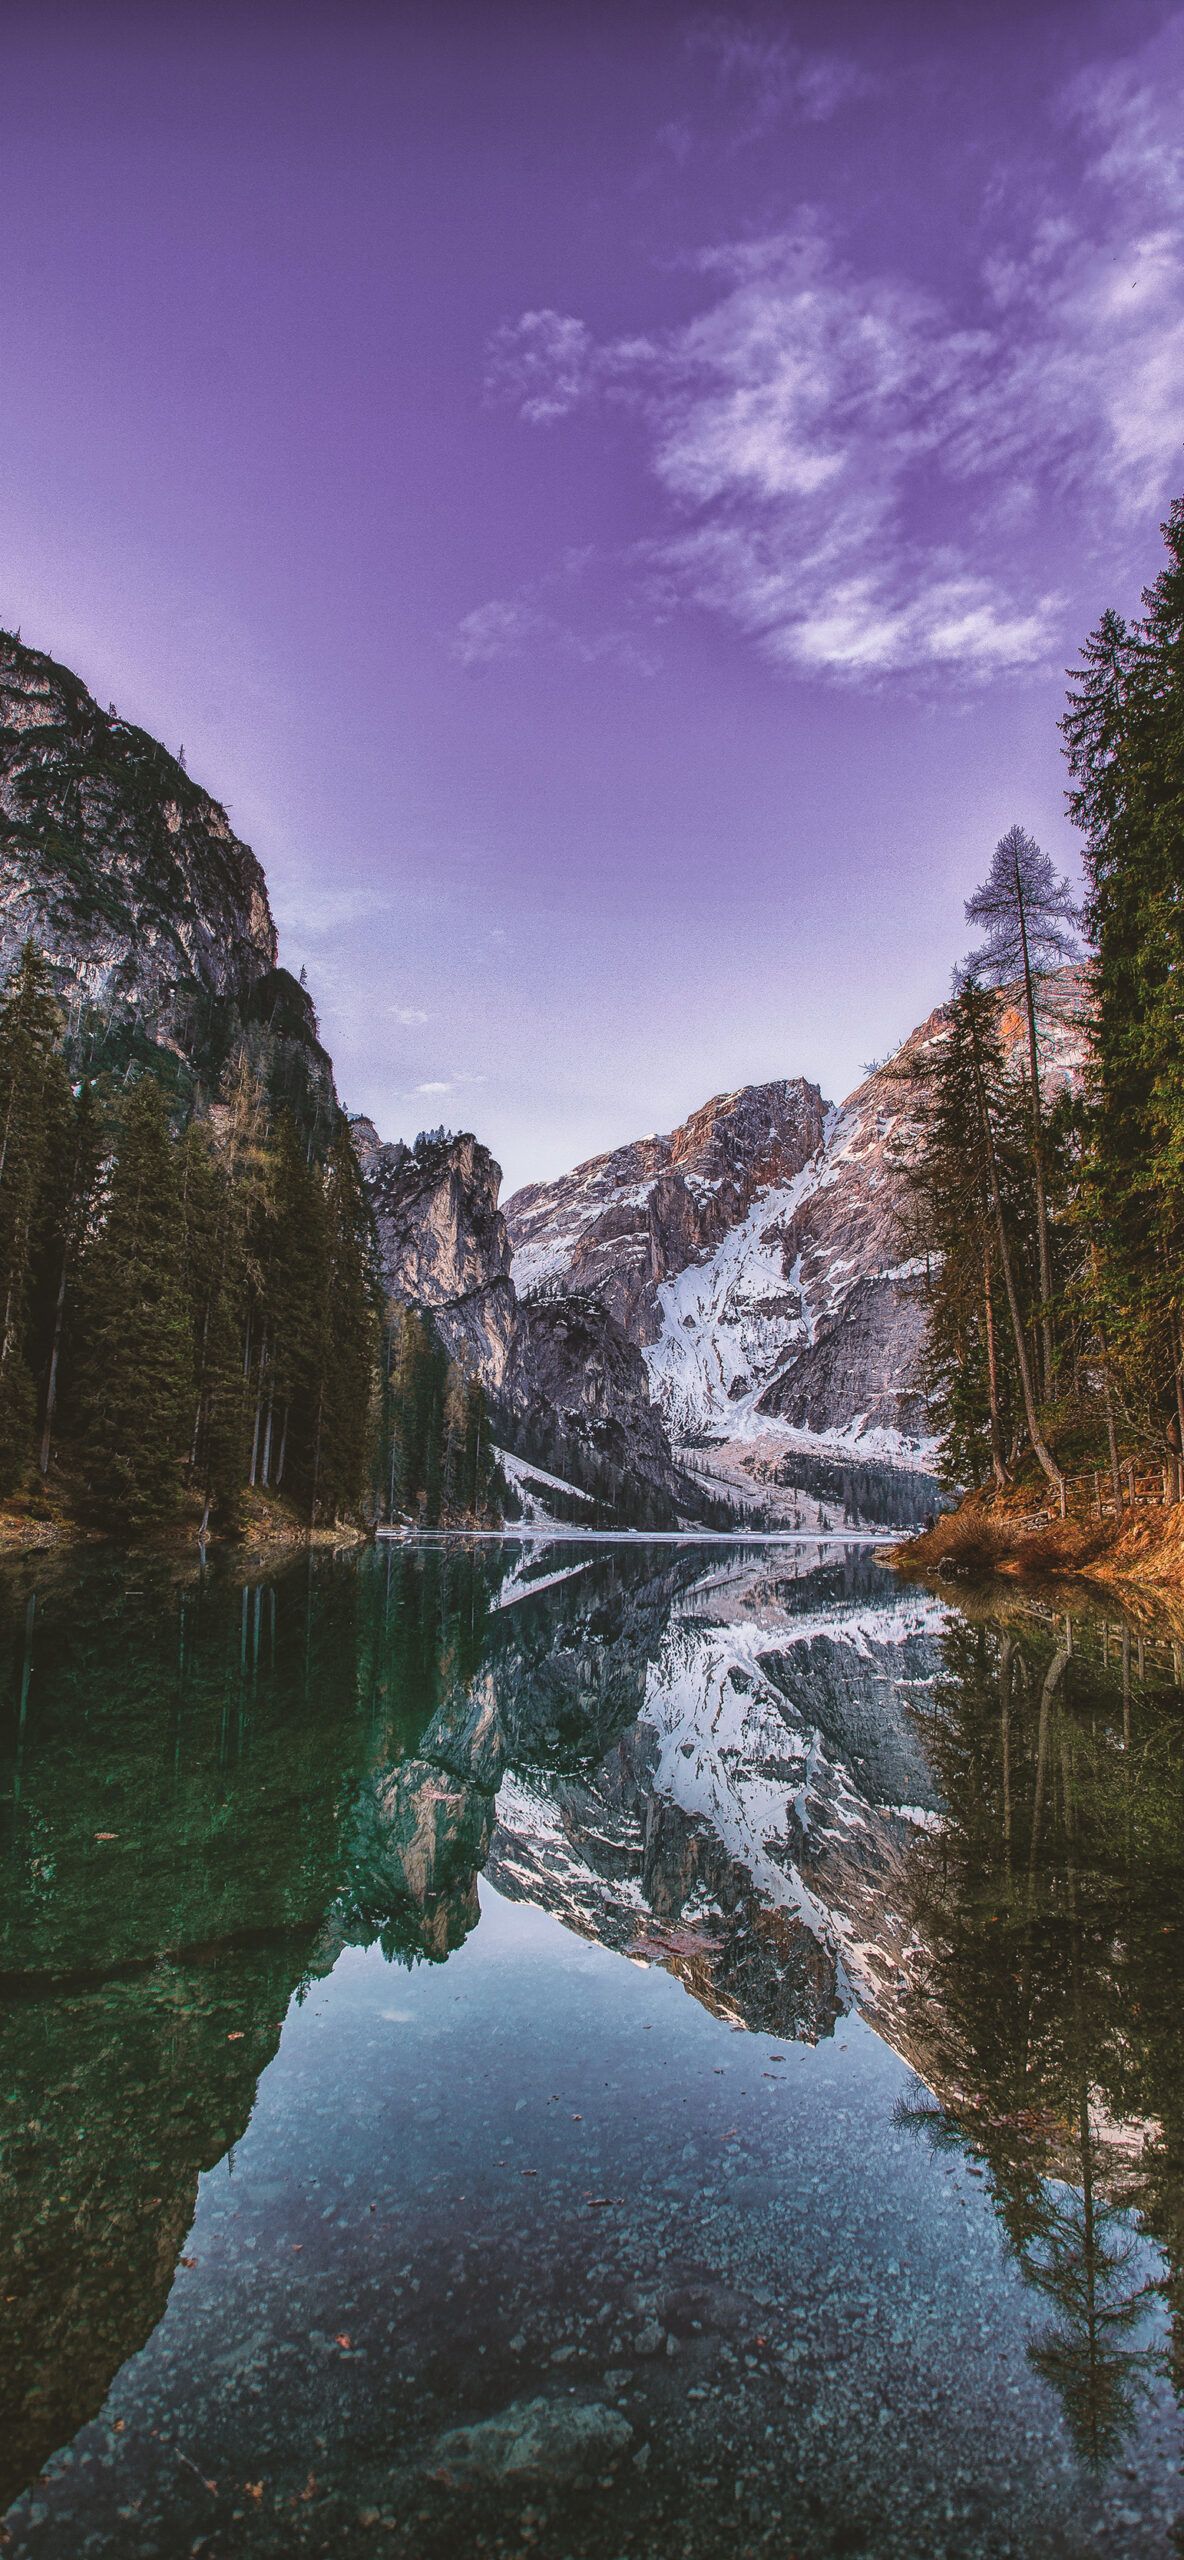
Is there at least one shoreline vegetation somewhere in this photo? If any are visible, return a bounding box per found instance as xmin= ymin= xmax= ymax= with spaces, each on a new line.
xmin=891 ymin=1487 xmax=1184 ymax=1598
xmin=0 ymin=1481 xmax=371 ymax=1555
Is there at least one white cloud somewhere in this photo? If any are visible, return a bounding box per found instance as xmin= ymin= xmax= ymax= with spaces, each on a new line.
xmin=409 ymin=1073 xmax=487 ymax=1098
xmin=278 ymin=881 xmax=392 ymax=937
xmin=487 ymin=16 xmax=1184 ymax=683
xmin=391 ymin=1004 xmax=429 ymax=1025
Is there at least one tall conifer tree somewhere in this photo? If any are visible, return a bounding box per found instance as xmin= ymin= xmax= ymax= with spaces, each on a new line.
xmin=80 ymin=1077 xmax=194 ymax=1527
xmin=1063 ymin=496 xmax=1184 ymax=1461
xmin=0 ymin=944 xmax=73 ymax=1486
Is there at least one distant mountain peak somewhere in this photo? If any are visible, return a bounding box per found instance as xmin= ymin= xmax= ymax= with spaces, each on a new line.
xmin=503 ymin=970 xmax=1090 ymax=1483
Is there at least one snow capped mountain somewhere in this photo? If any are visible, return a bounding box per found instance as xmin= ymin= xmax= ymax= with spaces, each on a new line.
xmin=509 ymin=1078 xmax=826 ymax=1336
xmin=504 ymin=972 xmax=1091 ymax=1479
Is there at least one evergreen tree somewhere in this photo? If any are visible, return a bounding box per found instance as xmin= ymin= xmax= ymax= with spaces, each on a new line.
xmin=385 ymin=1307 xmax=449 ymax=1522
xmin=0 ymin=944 xmax=74 ymax=1487
xmin=309 ymin=1119 xmax=380 ymax=1522
xmin=209 ymin=1050 xmax=277 ymax=1509
xmin=180 ymin=1119 xmax=249 ymax=1533
xmin=899 ymin=978 xmax=1061 ymax=1495
xmin=257 ymin=1112 xmax=329 ymax=1504
xmin=79 ymin=1077 xmax=195 ymax=1528
xmin=36 ymin=1078 xmax=102 ymax=1476
xmin=964 ymin=825 xmax=1081 ymax=1394
xmin=440 ymin=1362 xmax=472 ymax=1520
xmin=1062 ymin=497 xmax=1184 ymax=1467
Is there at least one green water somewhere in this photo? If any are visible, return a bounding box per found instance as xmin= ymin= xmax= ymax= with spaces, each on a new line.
xmin=1 ymin=1538 xmax=1183 ymax=2556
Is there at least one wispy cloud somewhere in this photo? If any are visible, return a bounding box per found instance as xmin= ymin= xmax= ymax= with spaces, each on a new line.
xmin=452 ymin=570 xmax=659 ymax=677
xmin=485 ymin=309 xmax=596 ymax=423
xmin=484 ymin=17 xmax=1184 ymax=684
xmin=278 ymin=881 xmax=393 ymax=937
xmin=453 ymin=597 xmax=547 ymax=666
xmin=390 ymin=1003 xmax=429 ymax=1026
xmin=687 ymin=15 xmax=878 ymax=136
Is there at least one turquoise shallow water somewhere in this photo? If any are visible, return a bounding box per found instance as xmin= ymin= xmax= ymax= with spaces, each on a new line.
xmin=2 ymin=1539 xmax=1183 ymax=2557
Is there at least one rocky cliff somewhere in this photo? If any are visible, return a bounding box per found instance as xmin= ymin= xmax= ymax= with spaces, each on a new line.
xmin=0 ymin=629 xmax=336 ymax=1128
xmin=505 ymin=972 xmax=1091 ymax=1482
xmin=350 ymin=1119 xmax=691 ymax=1520
xmin=351 ymin=1120 xmax=519 ymax=1390
xmin=1 ymin=631 xmax=273 ymax=1019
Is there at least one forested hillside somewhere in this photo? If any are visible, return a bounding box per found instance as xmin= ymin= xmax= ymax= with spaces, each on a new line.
xmin=0 ymin=942 xmax=504 ymax=1533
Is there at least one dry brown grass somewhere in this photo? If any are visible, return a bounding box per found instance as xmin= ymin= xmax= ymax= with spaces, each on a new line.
xmin=893 ymin=1478 xmax=1184 ymax=1599
xmin=895 ymin=1490 xmax=1112 ymax=1584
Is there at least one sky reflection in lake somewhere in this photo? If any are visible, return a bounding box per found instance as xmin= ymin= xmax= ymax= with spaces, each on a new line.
xmin=2 ymin=1539 xmax=1183 ymax=2556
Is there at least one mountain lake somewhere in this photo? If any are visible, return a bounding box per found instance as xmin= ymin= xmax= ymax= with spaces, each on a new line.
xmin=2 ymin=1535 xmax=1183 ymax=2558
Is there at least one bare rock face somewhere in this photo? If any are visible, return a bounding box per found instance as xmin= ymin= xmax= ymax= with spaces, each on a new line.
xmin=506 ymin=1292 xmax=685 ymax=1507
xmin=354 ymin=1120 xmax=688 ymax=1516
xmin=0 ymin=632 xmax=342 ymax=1138
xmin=508 ymin=1078 xmax=826 ymax=1344
xmin=352 ymin=1120 xmax=518 ymax=1389
xmin=758 ymin=1273 xmax=931 ymax=1439
xmin=0 ymin=631 xmax=277 ymax=1043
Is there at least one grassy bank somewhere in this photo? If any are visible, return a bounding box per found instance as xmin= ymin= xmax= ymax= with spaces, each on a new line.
xmin=892 ymin=1483 xmax=1184 ymax=1595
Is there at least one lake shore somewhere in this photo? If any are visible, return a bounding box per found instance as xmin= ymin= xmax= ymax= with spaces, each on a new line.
xmin=0 ymin=1487 xmax=369 ymax=1556
xmin=890 ymin=1485 xmax=1184 ymax=1596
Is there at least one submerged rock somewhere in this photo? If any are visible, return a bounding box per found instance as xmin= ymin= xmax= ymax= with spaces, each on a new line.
xmin=432 ymin=2393 xmax=633 ymax=2481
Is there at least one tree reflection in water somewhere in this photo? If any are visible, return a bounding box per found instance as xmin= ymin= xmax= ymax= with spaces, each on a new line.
xmin=896 ymin=1597 xmax=1184 ymax=2465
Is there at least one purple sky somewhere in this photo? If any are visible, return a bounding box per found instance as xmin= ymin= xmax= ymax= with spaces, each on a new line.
xmin=3 ymin=1 xmax=1183 ymax=1192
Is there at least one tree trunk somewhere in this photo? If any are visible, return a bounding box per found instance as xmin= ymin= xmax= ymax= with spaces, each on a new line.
xmin=38 ymin=1250 xmax=69 ymax=1476
xmin=969 ymin=1017 xmax=1063 ymax=1500
xmin=981 ymin=1238 xmax=1007 ymax=1489
xmin=1174 ymin=1320 xmax=1184 ymax=1507
xmin=309 ymin=1381 xmax=325 ymax=1527
xmin=1015 ymin=863 xmax=1056 ymax=1397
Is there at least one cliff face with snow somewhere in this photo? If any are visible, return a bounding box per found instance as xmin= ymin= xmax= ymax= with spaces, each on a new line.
xmin=505 ymin=974 xmax=1091 ymax=1474
xmin=508 ymin=1079 xmax=827 ymax=1343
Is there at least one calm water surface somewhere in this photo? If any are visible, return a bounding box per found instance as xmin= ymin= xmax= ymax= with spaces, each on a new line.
xmin=2 ymin=1536 xmax=1183 ymax=2557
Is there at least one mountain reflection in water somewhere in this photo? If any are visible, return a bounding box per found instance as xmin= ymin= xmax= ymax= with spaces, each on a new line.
xmin=1 ymin=1538 xmax=1184 ymax=2556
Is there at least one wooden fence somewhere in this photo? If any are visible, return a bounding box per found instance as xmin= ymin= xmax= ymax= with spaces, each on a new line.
xmin=1013 ymin=1458 xmax=1179 ymax=1536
